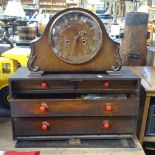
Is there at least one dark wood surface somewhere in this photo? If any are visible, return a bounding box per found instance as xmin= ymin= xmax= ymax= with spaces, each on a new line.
xmin=9 ymin=67 xmax=140 ymax=143
xmin=12 ymin=80 xmax=74 ymax=90
xmin=0 ymin=118 xmax=145 ymax=153
xmin=11 ymin=98 xmax=139 ymax=117
xmin=12 ymin=80 xmax=137 ymax=90
xmin=27 ymin=8 xmax=121 ymax=72
xmin=14 ymin=117 xmax=135 ymax=136
xmin=10 ymin=67 xmax=140 ymax=80
xmin=77 ymin=80 xmax=137 ymax=89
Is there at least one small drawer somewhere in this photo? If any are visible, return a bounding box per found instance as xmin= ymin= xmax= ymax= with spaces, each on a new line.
xmin=11 ymin=98 xmax=139 ymax=117
xmin=14 ymin=117 xmax=135 ymax=137
xmin=77 ymin=80 xmax=137 ymax=90
xmin=12 ymin=80 xmax=73 ymax=90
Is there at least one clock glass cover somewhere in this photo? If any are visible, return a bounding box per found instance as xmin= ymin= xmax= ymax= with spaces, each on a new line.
xmin=49 ymin=9 xmax=103 ymax=64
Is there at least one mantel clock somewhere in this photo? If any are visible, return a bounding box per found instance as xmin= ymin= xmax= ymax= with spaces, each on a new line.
xmin=28 ymin=8 xmax=122 ymax=72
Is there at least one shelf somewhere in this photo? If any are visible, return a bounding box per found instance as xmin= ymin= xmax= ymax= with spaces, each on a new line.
xmin=52 ymin=4 xmax=66 ymax=6
xmin=52 ymin=5 xmax=66 ymax=6
xmin=66 ymin=2 xmax=78 ymax=4
xmin=39 ymin=4 xmax=51 ymax=6
xmin=24 ymin=8 xmax=37 ymax=10
xmin=144 ymin=136 xmax=155 ymax=142
xmin=21 ymin=0 xmax=33 ymax=5
xmin=41 ymin=8 xmax=52 ymax=11
xmin=39 ymin=0 xmax=77 ymax=13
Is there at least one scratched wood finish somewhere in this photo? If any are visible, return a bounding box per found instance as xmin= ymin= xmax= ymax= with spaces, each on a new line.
xmin=11 ymin=80 xmax=137 ymax=90
xmin=14 ymin=117 xmax=135 ymax=136
xmin=9 ymin=67 xmax=140 ymax=144
xmin=11 ymin=99 xmax=139 ymax=117
xmin=0 ymin=118 xmax=145 ymax=155
xmin=77 ymin=80 xmax=137 ymax=89
xmin=12 ymin=80 xmax=74 ymax=90
xmin=27 ymin=8 xmax=121 ymax=72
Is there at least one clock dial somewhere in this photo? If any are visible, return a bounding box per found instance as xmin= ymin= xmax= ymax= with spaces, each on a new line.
xmin=49 ymin=10 xmax=103 ymax=64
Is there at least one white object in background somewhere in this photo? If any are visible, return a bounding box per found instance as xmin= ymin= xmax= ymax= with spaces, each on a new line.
xmin=4 ymin=1 xmax=25 ymax=17
xmin=110 ymin=24 xmax=120 ymax=36
xmin=0 ymin=6 xmax=3 ymax=14
xmin=137 ymin=5 xmax=149 ymax=13
xmin=66 ymin=0 xmax=77 ymax=3
xmin=33 ymin=0 xmax=39 ymax=5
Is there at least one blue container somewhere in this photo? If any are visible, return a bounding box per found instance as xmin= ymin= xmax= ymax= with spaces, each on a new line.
xmin=98 ymin=14 xmax=113 ymax=20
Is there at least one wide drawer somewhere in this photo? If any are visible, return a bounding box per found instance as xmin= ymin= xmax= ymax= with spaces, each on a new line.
xmin=11 ymin=99 xmax=139 ymax=117
xmin=77 ymin=80 xmax=138 ymax=90
xmin=11 ymin=80 xmax=73 ymax=90
xmin=14 ymin=117 xmax=135 ymax=136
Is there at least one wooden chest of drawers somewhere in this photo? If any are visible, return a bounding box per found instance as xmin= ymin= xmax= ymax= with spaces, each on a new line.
xmin=9 ymin=67 xmax=140 ymax=146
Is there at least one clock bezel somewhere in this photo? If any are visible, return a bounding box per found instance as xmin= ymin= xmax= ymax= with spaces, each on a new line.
xmin=48 ymin=9 xmax=103 ymax=64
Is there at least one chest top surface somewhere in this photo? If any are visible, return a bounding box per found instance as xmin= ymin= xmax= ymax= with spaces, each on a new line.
xmin=10 ymin=67 xmax=140 ymax=81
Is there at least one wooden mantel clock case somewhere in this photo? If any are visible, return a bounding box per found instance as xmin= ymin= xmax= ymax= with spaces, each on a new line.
xmin=9 ymin=8 xmax=140 ymax=147
xmin=28 ymin=8 xmax=121 ymax=72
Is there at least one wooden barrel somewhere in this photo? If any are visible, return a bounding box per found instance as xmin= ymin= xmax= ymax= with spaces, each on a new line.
xmin=120 ymin=12 xmax=149 ymax=65
xmin=17 ymin=26 xmax=36 ymax=40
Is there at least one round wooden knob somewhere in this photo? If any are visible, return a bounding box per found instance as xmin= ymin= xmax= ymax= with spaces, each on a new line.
xmin=105 ymin=105 xmax=112 ymax=111
xmin=103 ymin=121 xmax=110 ymax=129
xmin=40 ymin=105 xmax=46 ymax=112
xmin=42 ymin=121 xmax=50 ymax=130
xmin=41 ymin=82 xmax=47 ymax=88
xmin=104 ymin=81 xmax=110 ymax=87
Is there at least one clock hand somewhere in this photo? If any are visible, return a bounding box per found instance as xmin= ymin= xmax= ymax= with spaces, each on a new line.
xmin=72 ymin=35 xmax=78 ymax=58
xmin=71 ymin=30 xmax=87 ymax=59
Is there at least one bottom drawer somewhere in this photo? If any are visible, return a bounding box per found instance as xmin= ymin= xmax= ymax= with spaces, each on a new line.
xmin=14 ymin=117 xmax=135 ymax=137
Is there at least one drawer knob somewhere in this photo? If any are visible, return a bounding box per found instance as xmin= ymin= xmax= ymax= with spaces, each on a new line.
xmin=42 ymin=121 xmax=50 ymax=130
xmin=41 ymin=82 xmax=47 ymax=88
xmin=40 ymin=105 xmax=46 ymax=112
xmin=105 ymin=105 xmax=112 ymax=111
xmin=103 ymin=121 xmax=110 ymax=129
xmin=104 ymin=81 xmax=110 ymax=87
xmin=40 ymin=103 xmax=48 ymax=112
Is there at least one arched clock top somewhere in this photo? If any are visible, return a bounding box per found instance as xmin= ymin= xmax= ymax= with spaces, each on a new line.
xmin=28 ymin=8 xmax=122 ymax=72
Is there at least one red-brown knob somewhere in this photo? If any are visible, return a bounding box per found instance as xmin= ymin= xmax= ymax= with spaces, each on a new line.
xmin=42 ymin=124 xmax=48 ymax=130
xmin=40 ymin=105 xmax=46 ymax=112
xmin=105 ymin=105 xmax=112 ymax=111
xmin=41 ymin=82 xmax=47 ymax=88
xmin=42 ymin=121 xmax=50 ymax=130
xmin=104 ymin=81 xmax=110 ymax=87
xmin=103 ymin=121 xmax=110 ymax=129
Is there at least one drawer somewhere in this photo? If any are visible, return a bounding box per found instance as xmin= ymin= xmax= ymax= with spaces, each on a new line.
xmin=14 ymin=117 xmax=135 ymax=136
xmin=11 ymin=80 xmax=73 ymax=90
xmin=77 ymin=80 xmax=137 ymax=90
xmin=11 ymin=99 xmax=139 ymax=117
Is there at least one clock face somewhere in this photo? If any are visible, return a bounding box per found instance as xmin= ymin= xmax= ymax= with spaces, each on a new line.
xmin=49 ymin=10 xmax=103 ymax=64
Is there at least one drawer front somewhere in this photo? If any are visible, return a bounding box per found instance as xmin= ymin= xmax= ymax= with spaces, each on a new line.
xmin=14 ymin=117 xmax=135 ymax=136
xmin=12 ymin=80 xmax=73 ymax=90
xmin=77 ymin=80 xmax=137 ymax=90
xmin=11 ymin=99 xmax=139 ymax=117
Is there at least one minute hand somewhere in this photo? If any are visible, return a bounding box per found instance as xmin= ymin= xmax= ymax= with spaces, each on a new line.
xmin=72 ymin=34 xmax=79 ymax=58
xmin=72 ymin=30 xmax=87 ymax=57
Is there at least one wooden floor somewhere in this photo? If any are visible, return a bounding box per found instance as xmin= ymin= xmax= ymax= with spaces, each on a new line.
xmin=0 ymin=118 xmax=145 ymax=155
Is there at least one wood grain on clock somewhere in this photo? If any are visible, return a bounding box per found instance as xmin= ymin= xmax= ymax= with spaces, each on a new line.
xmin=28 ymin=8 xmax=122 ymax=72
